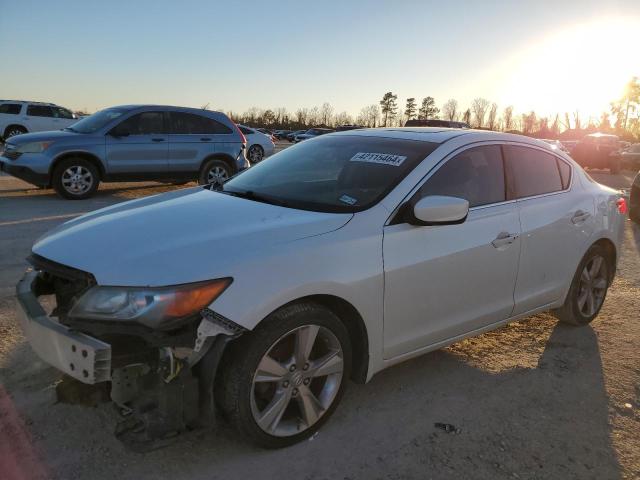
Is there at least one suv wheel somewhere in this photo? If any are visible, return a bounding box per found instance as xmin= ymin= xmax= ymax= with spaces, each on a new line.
xmin=199 ymin=159 xmax=232 ymax=187
xmin=216 ymin=302 xmax=351 ymax=448
xmin=4 ymin=126 xmax=27 ymax=139
xmin=553 ymin=244 xmax=611 ymax=325
xmin=52 ymin=158 xmax=100 ymax=200
xmin=247 ymin=145 xmax=264 ymax=164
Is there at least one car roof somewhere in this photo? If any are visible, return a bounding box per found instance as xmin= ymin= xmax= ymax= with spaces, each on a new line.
xmin=0 ymin=100 xmax=58 ymax=106
xmin=331 ymin=127 xmax=561 ymax=150
xmin=109 ymin=104 xmax=223 ymax=114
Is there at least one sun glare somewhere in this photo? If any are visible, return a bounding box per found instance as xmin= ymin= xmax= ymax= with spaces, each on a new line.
xmin=499 ymin=18 xmax=639 ymax=121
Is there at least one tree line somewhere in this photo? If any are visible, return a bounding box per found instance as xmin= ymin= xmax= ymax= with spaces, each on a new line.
xmin=224 ymin=77 xmax=640 ymax=141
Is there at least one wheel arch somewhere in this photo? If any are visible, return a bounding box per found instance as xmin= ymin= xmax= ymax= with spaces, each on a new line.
xmin=50 ymin=151 xmax=106 ymax=179
xmin=200 ymin=153 xmax=237 ymax=175
xmin=3 ymin=124 xmax=28 ymax=138
xmin=591 ymin=237 xmax=617 ymax=283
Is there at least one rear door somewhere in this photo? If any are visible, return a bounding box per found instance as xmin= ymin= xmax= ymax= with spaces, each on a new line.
xmin=167 ymin=111 xmax=234 ymax=176
xmin=383 ymin=144 xmax=521 ymax=358
xmin=505 ymin=145 xmax=595 ymax=315
xmin=25 ymin=105 xmax=56 ymax=132
xmin=105 ymin=111 xmax=168 ymax=178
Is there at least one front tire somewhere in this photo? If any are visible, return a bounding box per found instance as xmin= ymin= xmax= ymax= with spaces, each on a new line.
xmin=52 ymin=158 xmax=99 ymax=200
xmin=216 ymin=302 xmax=352 ymax=448
xmin=553 ymin=244 xmax=611 ymax=325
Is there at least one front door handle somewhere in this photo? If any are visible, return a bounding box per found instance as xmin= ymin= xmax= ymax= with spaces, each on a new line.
xmin=492 ymin=231 xmax=519 ymax=248
xmin=151 ymin=138 xmax=165 ymax=142
xmin=571 ymin=210 xmax=591 ymax=224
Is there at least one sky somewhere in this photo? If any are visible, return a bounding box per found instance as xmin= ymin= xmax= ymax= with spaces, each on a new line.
xmin=1 ymin=0 xmax=639 ymax=121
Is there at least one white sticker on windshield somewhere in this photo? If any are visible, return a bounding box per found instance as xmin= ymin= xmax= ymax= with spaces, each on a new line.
xmin=339 ymin=194 xmax=357 ymax=205
xmin=350 ymin=152 xmax=407 ymax=167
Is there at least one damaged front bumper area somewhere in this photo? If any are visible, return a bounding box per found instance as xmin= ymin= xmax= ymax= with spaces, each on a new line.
xmin=16 ymin=267 xmax=245 ymax=451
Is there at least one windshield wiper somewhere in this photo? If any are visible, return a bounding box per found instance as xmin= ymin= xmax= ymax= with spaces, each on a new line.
xmin=222 ymin=189 xmax=289 ymax=207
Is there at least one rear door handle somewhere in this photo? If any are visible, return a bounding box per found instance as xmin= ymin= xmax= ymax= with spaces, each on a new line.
xmin=492 ymin=231 xmax=519 ymax=248
xmin=151 ymin=138 xmax=165 ymax=142
xmin=571 ymin=210 xmax=591 ymax=224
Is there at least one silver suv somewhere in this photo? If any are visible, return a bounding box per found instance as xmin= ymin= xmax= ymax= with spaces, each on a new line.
xmin=0 ymin=105 xmax=249 ymax=199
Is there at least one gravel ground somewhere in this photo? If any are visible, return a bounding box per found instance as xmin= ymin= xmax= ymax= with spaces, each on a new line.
xmin=0 ymin=161 xmax=638 ymax=480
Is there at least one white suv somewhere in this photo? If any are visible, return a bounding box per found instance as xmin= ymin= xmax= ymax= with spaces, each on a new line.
xmin=0 ymin=100 xmax=78 ymax=140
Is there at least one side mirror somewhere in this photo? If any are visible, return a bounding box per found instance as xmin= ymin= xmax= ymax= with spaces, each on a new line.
xmin=408 ymin=195 xmax=469 ymax=226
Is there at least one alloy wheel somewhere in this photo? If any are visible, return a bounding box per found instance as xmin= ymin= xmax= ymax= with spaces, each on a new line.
xmin=577 ymin=255 xmax=607 ymax=317
xmin=207 ymin=166 xmax=228 ymax=186
xmin=248 ymin=145 xmax=264 ymax=163
xmin=250 ymin=324 xmax=344 ymax=437
xmin=61 ymin=166 xmax=94 ymax=195
xmin=6 ymin=129 xmax=25 ymax=138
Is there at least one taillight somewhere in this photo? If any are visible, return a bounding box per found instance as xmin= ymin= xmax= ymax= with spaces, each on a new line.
xmin=233 ymin=123 xmax=247 ymax=144
xmin=616 ymin=197 xmax=627 ymax=214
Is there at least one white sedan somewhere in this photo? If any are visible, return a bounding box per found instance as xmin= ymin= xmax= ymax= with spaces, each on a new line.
xmin=238 ymin=124 xmax=275 ymax=163
xmin=17 ymin=128 xmax=625 ymax=449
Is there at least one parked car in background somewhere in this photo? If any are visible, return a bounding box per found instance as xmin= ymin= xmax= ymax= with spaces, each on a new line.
xmin=0 ymin=100 xmax=78 ymax=140
xmin=287 ymin=129 xmax=307 ymax=142
xmin=621 ymin=143 xmax=640 ymax=170
xmin=571 ymin=133 xmax=621 ymax=173
xmin=335 ymin=124 xmax=365 ymax=132
xmin=273 ymin=130 xmax=292 ymax=140
xmin=560 ymin=140 xmax=579 ymax=153
xmin=0 ymin=105 xmax=248 ymax=199
xmin=405 ymin=119 xmax=470 ymax=128
xmin=630 ymin=171 xmax=640 ymax=224
xmin=540 ymin=139 xmax=570 ymax=153
xmin=294 ymin=128 xmax=334 ymax=142
xmin=17 ymin=128 xmax=625 ymax=449
xmin=238 ymin=125 xmax=275 ymax=163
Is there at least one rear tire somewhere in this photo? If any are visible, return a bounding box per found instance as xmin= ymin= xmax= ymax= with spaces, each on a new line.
xmin=247 ymin=145 xmax=264 ymax=164
xmin=553 ymin=244 xmax=611 ymax=325
xmin=198 ymin=159 xmax=232 ymax=187
xmin=215 ymin=302 xmax=352 ymax=448
xmin=4 ymin=125 xmax=27 ymax=139
xmin=52 ymin=158 xmax=99 ymax=200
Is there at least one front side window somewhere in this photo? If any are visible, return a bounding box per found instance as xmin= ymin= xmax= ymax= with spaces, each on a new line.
xmin=504 ymin=145 xmax=564 ymax=199
xmin=116 ymin=112 xmax=164 ymax=135
xmin=27 ymin=105 xmax=54 ymax=117
xmin=0 ymin=103 xmax=21 ymax=115
xmin=67 ymin=107 xmax=128 ymax=134
xmin=416 ymin=145 xmax=505 ymax=208
xmin=222 ymin=135 xmax=438 ymax=213
xmin=169 ymin=112 xmax=232 ymax=134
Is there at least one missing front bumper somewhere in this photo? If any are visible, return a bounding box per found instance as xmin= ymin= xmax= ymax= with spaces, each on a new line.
xmin=16 ymin=271 xmax=112 ymax=384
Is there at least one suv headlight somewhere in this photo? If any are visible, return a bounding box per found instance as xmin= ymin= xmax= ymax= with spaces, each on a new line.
xmin=16 ymin=141 xmax=53 ymax=154
xmin=68 ymin=278 xmax=232 ymax=328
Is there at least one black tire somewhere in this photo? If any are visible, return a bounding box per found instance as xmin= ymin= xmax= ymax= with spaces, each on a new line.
xmin=4 ymin=125 xmax=27 ymax=139
xmin=52 ymin=158 xmax=100 ymax=200
xmin=198 ymin=159 xmax=232 ymax=186
xmin=215 ymin=302 xmax=352 ymax=448
xmin=553 ymin=244 xmax=611 ymax=326
xmin=247 ymin=144 xmax=264 ymax=164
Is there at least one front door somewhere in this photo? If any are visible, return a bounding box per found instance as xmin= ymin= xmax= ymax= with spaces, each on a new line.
xmin=105 ymin=111 xmax=168 ymax=178
xmin=383 ymin=144 xmax=521 ymax=359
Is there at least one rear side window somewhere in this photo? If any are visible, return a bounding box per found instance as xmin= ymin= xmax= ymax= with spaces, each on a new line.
xmin=557 ymin=159 xmax=571 ymax=189
xmin=169 ymin=112 xmax=232 ymax=134
xmin=417 ymin=145 xmax=505 ymax=208
xmin=116 ymin=112 xmax=164 ymax=135
xmin=0 ymin=103 xmax=21 ymax=115
xmin=27 ymin=105 xmax=55 ymax=117
xmin=504 ymin=146 xmax=563 ymax=199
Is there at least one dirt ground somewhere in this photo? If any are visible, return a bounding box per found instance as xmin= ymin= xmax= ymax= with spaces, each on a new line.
xmin=0 ymin=162 xmax=638 ymax=480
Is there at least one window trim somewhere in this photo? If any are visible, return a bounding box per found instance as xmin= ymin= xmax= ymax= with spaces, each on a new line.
xmin=385 ymin=140 xmax=574 ymax=225
xmin=110 ymin=110 xmax=167 ymax=136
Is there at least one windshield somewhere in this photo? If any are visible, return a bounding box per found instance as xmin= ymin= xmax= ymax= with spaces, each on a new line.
xmin=65 ymin=107 xmax=129 ymax=134
xmin=221 ymin=135 xmax=439 ymax=213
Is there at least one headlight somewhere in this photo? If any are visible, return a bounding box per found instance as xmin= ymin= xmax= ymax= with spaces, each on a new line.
xmin=16 ymin=141 xmax=53 ymax=154
xmin=68 ymin=278 xmax=232 ymax=328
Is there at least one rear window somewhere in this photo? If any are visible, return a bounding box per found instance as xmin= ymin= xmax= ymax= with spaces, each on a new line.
xmin=504 ymin=146 xmax=564 ymax=199
xmin=169 ymin=112 xmax=232 ymax=134
xmin=0 ymin=103 xmax=21 ymax=115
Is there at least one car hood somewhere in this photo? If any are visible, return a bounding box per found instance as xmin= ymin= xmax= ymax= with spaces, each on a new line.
xmin=32 ymin=187 xmax=352 ymax=286
xmin=6 ymin=129 xmax=82 ymax=145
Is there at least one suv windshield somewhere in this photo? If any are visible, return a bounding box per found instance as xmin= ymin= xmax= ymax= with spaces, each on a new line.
xmin=65 ymin=107 xmax=129 ymax=134
xmin=221 ymin=135 xmax=438 ymax=213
